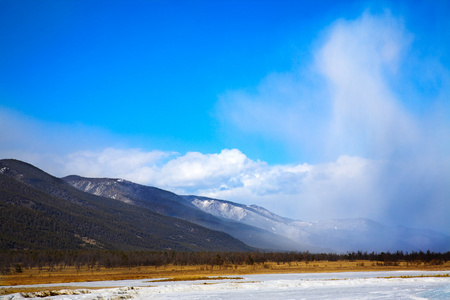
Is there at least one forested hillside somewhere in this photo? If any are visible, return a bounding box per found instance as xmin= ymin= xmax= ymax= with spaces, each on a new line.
xmin=0 ymin=159 xmax=253 ymax=252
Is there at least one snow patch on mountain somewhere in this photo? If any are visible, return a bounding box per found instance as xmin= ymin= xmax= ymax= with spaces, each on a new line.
xmin=66 ymin=177 xmax=134 ymax=204
xmin=190 ymin=197 xmax=312 ymax=242
xmin=191 ymin=199 xmax=248 ymax=221
xmin=187 ymin=196 xmax=450 ymax=252
xmin=63 ymin=174 xmax=450 ymax=253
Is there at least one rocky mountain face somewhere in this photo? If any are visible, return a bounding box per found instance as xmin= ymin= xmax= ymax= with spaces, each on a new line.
xmin=0 ymin=159 xmax=252 ymax=252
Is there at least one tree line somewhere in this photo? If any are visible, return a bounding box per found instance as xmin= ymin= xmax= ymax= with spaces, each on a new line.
xmin=1 ymin=250 xmax=448 ymax=275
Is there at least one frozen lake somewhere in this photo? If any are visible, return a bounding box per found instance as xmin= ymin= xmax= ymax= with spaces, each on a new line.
xmin=2 ymin=270 xmax=449 ymax=299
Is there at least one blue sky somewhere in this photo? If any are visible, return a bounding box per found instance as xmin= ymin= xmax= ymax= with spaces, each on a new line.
xmin=1 ymin=0 xmax=449 ymax=234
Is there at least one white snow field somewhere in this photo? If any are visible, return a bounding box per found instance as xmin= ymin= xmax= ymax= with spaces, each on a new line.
xmin=2 ymin=271 xmax=449 ymax=299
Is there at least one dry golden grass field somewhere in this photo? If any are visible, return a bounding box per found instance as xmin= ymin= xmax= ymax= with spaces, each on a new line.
xmin=1 ymin=260 xmax=449 ymax=296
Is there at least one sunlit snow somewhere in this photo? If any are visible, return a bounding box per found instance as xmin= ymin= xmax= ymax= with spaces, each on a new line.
xmin=2 ymin=271 xmax=448 ymax=299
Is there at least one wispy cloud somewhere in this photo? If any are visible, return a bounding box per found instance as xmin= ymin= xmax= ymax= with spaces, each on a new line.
xmin=317 ymin=12 xmax=417 ymax=159
xmin=217 ymin=12 xmax=423 ymax=161
xmin=0 ymin=106 xmax=119 ymax=175
xmin=215 ymin=12 xmax=450 ymax=231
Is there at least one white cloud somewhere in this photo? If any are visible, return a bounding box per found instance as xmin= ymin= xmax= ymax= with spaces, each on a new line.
xmin=64 ymin=148 xmax=175 ymax=182
xmin=198 ymin=154 xmax=384 ymax=221
xmin=60 ymin=146 xmax=384 ymax=223
xmin=62 ymin=148 xmax=263 ymax=195
xmin=157 ymin=149 xmax=256 ymax=188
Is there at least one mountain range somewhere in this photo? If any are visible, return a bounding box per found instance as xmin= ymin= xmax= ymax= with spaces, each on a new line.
xmin=0 ymin=159 xmax=251 ymax=251
xmin=1 ymin=159 xmax=448 ymax=252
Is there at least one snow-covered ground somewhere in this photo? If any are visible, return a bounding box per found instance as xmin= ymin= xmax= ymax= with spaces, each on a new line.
xmin=2 ymin=271 xmax=449 ymax=299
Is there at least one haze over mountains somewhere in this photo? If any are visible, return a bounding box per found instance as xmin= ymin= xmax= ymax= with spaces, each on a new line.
xmin=185 ymin=196 xmax=449 ymax=253
xmin=1 ymin=159 xmax=449 ymax=253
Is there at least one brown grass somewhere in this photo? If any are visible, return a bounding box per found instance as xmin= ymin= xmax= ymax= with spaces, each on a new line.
xmin=150 ymin=276 xmax=244 ymax=282
xmin=377 ymin=273 xmax=449 ymax=279
xmin=1 ymin=260 xmax=449 ymax=295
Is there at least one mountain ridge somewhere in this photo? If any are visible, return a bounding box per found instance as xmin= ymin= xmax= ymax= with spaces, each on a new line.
xmin=2 ymin=159 xmax=448 ymax=253
xmin=63 ymin=174 xmax=318 ymax=252
xmin=0 ymin=159 xmax=253 ymax=252
xmin=63 ymin=171 xmax=449 ymax=253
